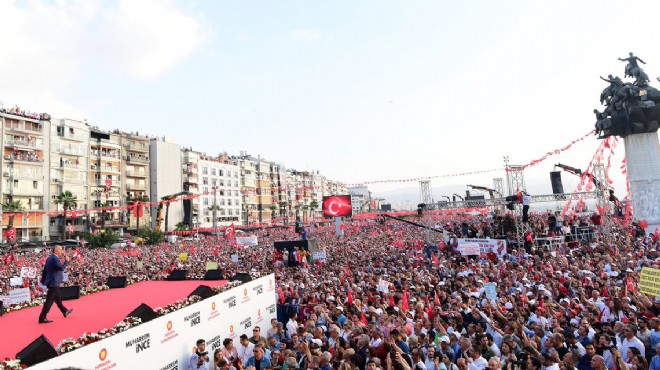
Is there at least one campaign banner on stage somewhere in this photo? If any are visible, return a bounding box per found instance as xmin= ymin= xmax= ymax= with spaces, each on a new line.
xmin=236 ymin=236 xmax=258 ymax=247
xmin=10 ymin=288 xmax=31 ymax=304
xmin=20 ymin=267 xmax=38 ymax=279
xmin=458 ymin=239 xmax=507 ymax=258
xmin=30 ymin=274 xmax=277 ymax=370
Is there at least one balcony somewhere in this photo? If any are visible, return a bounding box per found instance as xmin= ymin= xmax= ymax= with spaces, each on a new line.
xmin=52 ymin=177 xmax=87 ymax=185
xmin=56 ymin=131 xmax=87 ymax=142
xmin=6 ymin=187 xmax=44 ymax=196
xmin=126 ymin=170 xmax=147 ymax=177
xmin=5 ymin=154 xmax=44 ymax=165
xmin=5 ymin=138 xmax=43 ymax=149
xmin=91 ymin=164 xmax=120 ymax=173
xmin=126 ymin=156 xmax=149 ymax=165
xmin=58 ymin=163 xmax=84 ymax=171
xmin=4 ymin=123 xmax=43 ymax=134
xmin=93 ymin=179 xmax=120 ymax=187
xmin=127 ymin=183 xmax=146 ymax=190
xmin=91 ymin=190 xmax=120 ymax=198
xmin=4 ymin=170 xmax=44 ymax=179
xmin=123 ymin=142 xmax=149 ymax=153
xmin=59 ymin=147 xmax=86 ymax=156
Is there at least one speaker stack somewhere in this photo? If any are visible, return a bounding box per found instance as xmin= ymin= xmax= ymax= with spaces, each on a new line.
xmin=15 ymin=335 xmax=58 ymax=367
xmin=126 ymin=303 xmax=158 ymax=323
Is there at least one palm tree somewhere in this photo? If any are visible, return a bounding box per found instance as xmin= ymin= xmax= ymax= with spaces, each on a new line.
xmin=269 ymin=204 xmax=278 ymax=220
xmin=132 ymin=194 xmax=149 ymax=234
xmin=208 ymin=205 xmax=222 ymax=234
xmin=3 ymin=199 xmax=24 ymax=229
xmin=174 ymin=221 xmax=188 ymax=231
xmin=302 ymin=204 xmax=309 ymax=222
xmin=309 ymin=200 xmax=319 ymax=221
xmin=54 ymin=190 xmax=77 ymax=240
xmin=294 ymin=204 xmax=301 ymax=219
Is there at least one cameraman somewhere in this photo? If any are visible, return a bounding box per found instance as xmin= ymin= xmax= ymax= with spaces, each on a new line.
xmin=190 ymin=339 xmax=211 ymax=370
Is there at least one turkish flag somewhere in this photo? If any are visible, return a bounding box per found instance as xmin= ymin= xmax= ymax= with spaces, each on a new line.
xmin=132 ymin=202 xmax=144 ymax=218
xmin=224 ymin=224 xmax=235 ymax=239
xmin=654 ymin=228 xmax=659 ymax=242
xmin=360 ymin=311 xmax=369 ymax=326
xmin=432 ymin=254 xmax=440 ymax=266
xmin=213 ymin=247 xmax=219 ymax=256
xmin=278 ymin=285 xmax=285 ymax=304
xmin=402 ymin=290 xmax=409 ymax=312
xmin=389 ymin=295 xmax=395 ymax=307
xmin=434 ymin=291 xmax=441 ymax=306
xmin=348 ymin=289 xmax=354 ymax=306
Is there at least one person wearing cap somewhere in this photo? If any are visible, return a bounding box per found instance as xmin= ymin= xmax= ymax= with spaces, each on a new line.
xmin=439 ymin=337 xmax=455 ymax=361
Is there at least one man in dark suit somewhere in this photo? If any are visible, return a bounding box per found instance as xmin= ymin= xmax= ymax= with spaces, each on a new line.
xmin=38 ymin=245 xmax=73 ymax=323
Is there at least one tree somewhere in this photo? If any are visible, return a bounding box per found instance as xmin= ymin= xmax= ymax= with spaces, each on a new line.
xmin=175 ymin=221 xmax=188 ymax=231
xmin=278 ymin=201 xmax=289 ymax=224
xmin=84 ymin=228 xmax=120 ymax=248
xmin=269 ymin=204 xmax=278 ymax=220
xmin=137 ymin=227 xmax=165 ymax=245
xmin=100 ymin=201 xmax=110 ymax=229
xmin=294 ymin=204 xmax=301 ymax=219
xmin=54 ymin=190 xmax=77 ymax=241
xmin=2 ymin=199 xmax=24 ymax=228
xmin=131 ymin=194 xmax=149 ymax=234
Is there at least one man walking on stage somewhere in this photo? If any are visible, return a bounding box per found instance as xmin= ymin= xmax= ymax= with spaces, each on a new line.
xmin=39 ymin=245 xmax=73 ymax=323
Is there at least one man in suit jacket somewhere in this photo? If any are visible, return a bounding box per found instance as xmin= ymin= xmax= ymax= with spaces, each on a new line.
xmin=38 ymin=245 xmax=73 ymax=323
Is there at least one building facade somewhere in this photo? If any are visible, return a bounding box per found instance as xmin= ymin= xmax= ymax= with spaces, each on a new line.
xmin=197 ymin=155 xmax=242 ymax=228
xmin=48 ymin=119 xmax=90 ymax=239
xmin=1 ymin=111 xmax=50 ymax=242
xmin=120 ymin=132 xmax=151 ymax=232
xmin=149 ymin=137 xmax=183 ymax=233
xmin=88 ymin=129 xmax=124 ymax=230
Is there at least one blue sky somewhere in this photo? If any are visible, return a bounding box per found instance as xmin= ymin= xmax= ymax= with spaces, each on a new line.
xmin=2 ymin=0 xmax=659 ymax=203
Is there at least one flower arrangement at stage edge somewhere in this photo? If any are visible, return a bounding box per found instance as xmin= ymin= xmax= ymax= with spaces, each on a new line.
xmin=154 ymin=295 xmax=202 ymax=316
xmin=0 ymin=359 xmax=22 ymax=370
xmin=57 ymin=317 xmax=143 ymax=354
xmin=80 ymin=284 xmax=109 ymax=296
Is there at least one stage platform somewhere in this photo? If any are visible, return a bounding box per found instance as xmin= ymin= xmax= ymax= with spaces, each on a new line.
xmin=0 ymin=280 xmax=228 ymax=360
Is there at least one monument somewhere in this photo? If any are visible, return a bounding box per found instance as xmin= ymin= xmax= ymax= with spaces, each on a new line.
xmin=594 ymin=53 xmax=660 ymax=233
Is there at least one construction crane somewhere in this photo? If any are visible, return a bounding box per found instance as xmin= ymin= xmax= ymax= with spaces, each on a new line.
xmin=155 ymin=191 xmax=192 ymax=232
xmin=467 ymin=185 xmax=501 ymax=199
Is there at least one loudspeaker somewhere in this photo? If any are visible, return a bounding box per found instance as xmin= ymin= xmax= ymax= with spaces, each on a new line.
xmin=203 ymin=270 xmax=224 ymax=280
xmin=60 ymin=285 xmax=81 ymax=300
xmin=167 ymin=269 xmax=187 ymax=281
xmin=230 ymin=273 xmax=252 ymax=283
xmin=126 ymin=303 xmax=157 ymax=323
xmin=189 ymin=285 xmax=216 ymax=300
xmin=273 ymin=239 xmax=315 ymax=252
xmin=550 ymin=171 xmax=564 ymax=195
xmin=107 ymin=276 xmax=127 ymax=289
xmin=16 ymin=335 xmax=58 ymax=367
xmin=183 ymin=199 xmax=192 ymax=225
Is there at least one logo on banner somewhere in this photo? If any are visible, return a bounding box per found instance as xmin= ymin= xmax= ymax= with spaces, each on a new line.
xmin=267 ymin=304 xmax=276 ymax=315
xmin=125 ymin=333 xmax=151 ymax=354
xmin=96 ymin=348 xmax=116 ymax=369
xmin=208 ymin=302 xmax=220 ymax=321
xmin=253 ymin=284 xmax=263 ymax=295
xmin=224 ymin=295 xmax=237 ymax=309
xmin=241 ymin=288 xmax=250 ymax=303
xmin=184 ymin=311 xmax=201 ymax=327
xmin=241 ymin=317 xmax=252 ymax=330
xmin=229 ymin=324 xmax=237 ymax=339
xmin=268 ymin=279 xmax=275 ymax=291
xmin=256 ymin=308 xmax=264 ymax=324
xmin=162 ymin=321 xmax=179 ymax=344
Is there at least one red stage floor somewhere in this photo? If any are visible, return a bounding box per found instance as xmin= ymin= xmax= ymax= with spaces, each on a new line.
xmin=0 ymin=280 xmax=227 ymax=360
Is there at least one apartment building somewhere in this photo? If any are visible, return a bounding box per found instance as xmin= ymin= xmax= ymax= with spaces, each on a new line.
xmin=120 ymin=132 xmax=151 ymax=231
xmin=48 ymin=119 xmax=90 ymax=239
xmin=238 ymin=153 xmax=258 ymax=225
xmin=149 ymin=137 xmax=183 ymax=232
xmin=0 ymin=110 xmax=50 ymax=241
xmin=197 ymin=154 xmax=242 ymax=228
xmin=89 ymin=129 xmax=124 ymax=230
xmin=182 ymin=148 xmax=200 ymax=224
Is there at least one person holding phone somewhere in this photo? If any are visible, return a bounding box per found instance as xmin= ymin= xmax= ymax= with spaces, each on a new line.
xmin=38 ymin=245 xmax=73 ymax=323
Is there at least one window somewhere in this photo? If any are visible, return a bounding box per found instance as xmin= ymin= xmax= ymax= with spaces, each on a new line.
xmin=212 ymin=179 xmax=217 ymax=186
xmin=228 ymin=209 xmax=233 ymax=216
xmin=203 ymin=187 xmax=208 ymax=194
xmin=227 ymin=199 xmax=232 ymax=206
xmin=219 ymin=180 xmax=224 ymax=187
xmin=203 ymin=198 xmax=209 ymax=205
xmin=202 ymin=166 xmax=208 ymax=175
xmin=219 ymin=170 xmax=224 ymax=177
xmin=211 ymin=168 xmax=216 ymax=176
xmin=202 ymin=177 xmax=208 ymax=185
xmin=33 ymin=181 xmax=38 ymax=189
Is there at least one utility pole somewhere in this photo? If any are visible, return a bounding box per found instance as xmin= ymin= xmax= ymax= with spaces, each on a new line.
xmin=213 ymin=186 xmax=218 ymax=244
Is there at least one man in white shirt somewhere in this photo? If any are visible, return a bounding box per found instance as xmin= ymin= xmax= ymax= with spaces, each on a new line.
xmin=618 ymin=324 xmax=645 ymax=361
xmin=237 ymin=334 xmax=255 ymax=367
xmin=466 ymin=346 xmax=488 ymax=370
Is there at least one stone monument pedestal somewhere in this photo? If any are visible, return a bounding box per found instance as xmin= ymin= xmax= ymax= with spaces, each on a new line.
xmin=624 ymin=131 xmax=660 ymax=233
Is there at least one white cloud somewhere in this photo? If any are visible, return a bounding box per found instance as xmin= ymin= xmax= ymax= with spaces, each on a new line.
xmin=0 ymin=0 xmax=206 ymax=116
xmin=290 ymin=28 xmax=322 ymax=42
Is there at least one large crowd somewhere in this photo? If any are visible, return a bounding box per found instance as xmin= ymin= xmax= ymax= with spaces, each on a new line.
xmin=2 ymin=209 xmax=660 ymax=370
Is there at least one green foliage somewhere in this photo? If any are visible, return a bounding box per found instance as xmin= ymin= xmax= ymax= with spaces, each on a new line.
xmin=84 ymin=228 xmax=120 ymax=248
xmin=138 ymin=227 xmax=165 ymax=245
xmin=174 ymin=222 xmax=188 ymax=231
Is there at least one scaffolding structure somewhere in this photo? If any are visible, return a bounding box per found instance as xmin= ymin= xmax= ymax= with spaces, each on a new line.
xmin=592 ymin=163 xmax=612 ymax=240
xmin=419 ymin=180 xmax=433 ymax=204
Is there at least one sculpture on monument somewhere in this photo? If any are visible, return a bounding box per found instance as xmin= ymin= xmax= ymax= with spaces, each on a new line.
xmin=594 ymin=53 xmax=660 ymax=139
